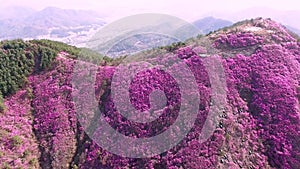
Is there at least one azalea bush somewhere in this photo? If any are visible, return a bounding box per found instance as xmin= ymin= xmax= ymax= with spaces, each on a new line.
xmin=214 ymin=32 xmax=263 ymax=49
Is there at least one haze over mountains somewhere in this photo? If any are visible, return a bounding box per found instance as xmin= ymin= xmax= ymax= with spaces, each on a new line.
xmin=0 ymin=6 xmax=106 ymax=46
xmin=0 ymin=6 xmax=36 ymax=20
xmin=214 ymin=7 xmax=300 ymax=28
xmin=0 ymin=6 xmax=300 ymax=48
xmin=193 ymin=17 xmax=233 ymax=34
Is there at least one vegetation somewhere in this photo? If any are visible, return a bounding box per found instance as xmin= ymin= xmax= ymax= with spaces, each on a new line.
xmin=30 ymin=39 xmax=80 ymax=56
xmin=159 ymin=41 xmax=186 ymax=52
xmin=30 ymin=39 xmax=113 ymax=64
xmin=77 ymin=47 xmax=113 ymax=64
xmin=2 ymin=162 xmax=11 ymax=169
xmin=0 ymin=39 xmax=111 ymax=97
xmin=12 ymin=135 xmax=23 ymax=147
xmin=0 ymin=40 xmax=34 ymax=96
xmin=0 ymin=92 xmax=5 ymax=113
xmin=37 ymin=46 xmax=57 ymax=70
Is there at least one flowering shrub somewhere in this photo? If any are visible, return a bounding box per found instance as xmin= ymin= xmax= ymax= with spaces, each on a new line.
xmin=256 ymin=19 xmax=296 ymax=42
xmin=0 ymin=90 xmax=40 ymax=169
xmin=79 ymin=50 xmax=222 ymax=169
xmin=30 ymin=58 xmax=78 ymax=169
xmin=249 ymin=44 xmax=300 ymax=168
xmin=214 ymin=32 xmax=263 ymax=49
xmin=220 ymin=41 xmax=300 ymax=168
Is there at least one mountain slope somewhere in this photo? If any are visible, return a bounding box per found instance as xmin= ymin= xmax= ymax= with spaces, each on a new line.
xmin=0 ymin=18 xmax=299 ymax=169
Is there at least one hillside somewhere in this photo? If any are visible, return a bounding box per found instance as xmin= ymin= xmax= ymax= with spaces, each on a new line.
xmin=0 ymin=18 xmax=299 ymax=169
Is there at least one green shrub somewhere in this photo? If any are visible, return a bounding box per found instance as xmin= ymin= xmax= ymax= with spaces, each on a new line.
xmin=0 ymin=39 xmax=113 ymax=97
xmin=37 ymin=46 xmax=57 ymax=70
xmin=2 ymin=162 xmax=11 ymax=169
xmin=22 ymin=149 xmax=30 ymax=158
xmin=159 ymin=41 xmax=186 ymax=52
xmin=0 ymin=93 xmax=5 ymax=113
xmin=26 ymin=87 xmax=34 ymax=100
xmin=0 ymin=40 xmax=34 ymax=96
xmin=29 ymin=158 xmax=38 ymax=166
xmin=12 ymin=135 xmax=23 ymax=147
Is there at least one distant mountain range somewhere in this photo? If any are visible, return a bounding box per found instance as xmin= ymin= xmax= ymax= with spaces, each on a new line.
xmin=193 ymin=17 xmax=233 ymax=34
xmin=89 ymin=16 xmax=234 ymax=57
xmin=0 ymin=6 xmax=106 ymax=46
xmin=0 ymin=7 xmax=234 ymax=48
xmin=0 ymin=6 xmax=299 ymax=48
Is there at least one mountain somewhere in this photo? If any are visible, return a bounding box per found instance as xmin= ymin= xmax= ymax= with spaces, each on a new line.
xmin=0 ymin=7 xmax=106 ymax=46
xmin=193 ymin=16 xmax=233 ymax=34
xmin=0 ymin=18 xmax=299 ymax=169
xmin=89 ymin=13 xmax=201 ymax=58
xmin=25 ymin=7 xmax=104 ymax=27
xmin=89 ymin=15 xmax=232 ymax=58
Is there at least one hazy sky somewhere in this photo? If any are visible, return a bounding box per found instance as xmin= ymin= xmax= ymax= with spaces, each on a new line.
xmin=0 ymin=0 xmax=299 ymax=22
